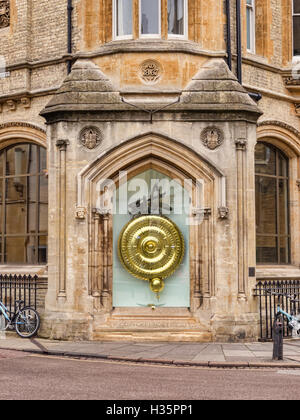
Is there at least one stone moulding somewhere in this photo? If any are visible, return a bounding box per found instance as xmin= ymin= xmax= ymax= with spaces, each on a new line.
xmin=0 ymin=121 xmax=46 ymax=133
xmin=257 ymin=120 xmax=300 ymax=138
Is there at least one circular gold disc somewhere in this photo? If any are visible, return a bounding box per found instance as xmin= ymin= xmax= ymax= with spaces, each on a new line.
xmin=118 ymin=215 xmax=185 ymax=281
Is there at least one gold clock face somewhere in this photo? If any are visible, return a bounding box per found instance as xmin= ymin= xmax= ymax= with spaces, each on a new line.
xmin=118 ymin=215 xmax=185 ymax=282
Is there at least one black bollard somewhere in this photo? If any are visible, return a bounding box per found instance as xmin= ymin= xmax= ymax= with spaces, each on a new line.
xmin=273 ymin=315 xmax=283 ymax=361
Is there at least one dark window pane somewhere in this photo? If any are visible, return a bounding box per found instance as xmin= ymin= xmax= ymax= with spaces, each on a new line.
xmin=141 ymin=0 xmax=159 ymax=35
xmin=39 ymin=204 xmax=48 ymax=233
xmin=256 ymin=236 xmax=278 ymax=264
xmin=28 ymin=176 xmax=37 ymax=202
xmin=278 ymin=153 xmax=288 ymax=177
xmin=279 ymin=179 xmax=289 ymax=235
xmin=0 ymin=151 xmax=4 ymax=178
xmin=28 ymin=203 xmax=37 ymax=234
xmin=294 ymin=15 xmax=300 ymax=56
xmin=294 ymin=0 xmax=300 ymax=14
xmin=38 ymin=236 xmax=47 ymax=264
xmin=6 ymin=144 xmax=37 ymax=176
xmin=255 ymin=177 xmax=277 ymax=234
xmin=280 ymin=237 xmax=290 ymax=265
xmin=39 ymin=175 xmax=48 ymax=203
xmin=5 ymin=203 xmax=26 ymax=235
xmin=0 ymin=180 xmax=2 ymax=234
xmin=6 ymin=177 xmax=27 ymax=202
xmin=0 ymin=202 xmax=2 ymax=235
xmin=5 ymin=236 xmax=36 ymax=264
xmin=255 ymin=143 xmax=276 ymax=175
xmin=39 ymin=147 xmax=47 ymax=172
xmin=168 ymin=0 xmax=184 ymax=35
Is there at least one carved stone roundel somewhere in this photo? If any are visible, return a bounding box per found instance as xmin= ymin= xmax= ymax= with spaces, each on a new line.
xmin=79 ymin=126 xmax=103 ymax=150
xmin=139 ymin=60 xmax=162 ymax=84
xmin=201 ymin=127 xmax=224 ymax=150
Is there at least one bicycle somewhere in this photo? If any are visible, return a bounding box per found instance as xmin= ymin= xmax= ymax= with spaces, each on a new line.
xmin=0 ymin=300 xmax=40 ymax=338
xmin=276 ymin=304 xmax=300 ymax=339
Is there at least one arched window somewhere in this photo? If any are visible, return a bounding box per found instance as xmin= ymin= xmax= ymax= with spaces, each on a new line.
xmin=255 ymin=142 xmax=290 ymax=264
xmin=0 ymin=143 xmax=48 ymax=264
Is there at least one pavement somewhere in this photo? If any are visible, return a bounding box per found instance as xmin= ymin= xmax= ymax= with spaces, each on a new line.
xmin=2 ymin=334 xmax=300 ymax=368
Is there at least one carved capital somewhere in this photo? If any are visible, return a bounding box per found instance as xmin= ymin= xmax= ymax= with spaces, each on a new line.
xmin=192 ymin=207 xmax=211 ymax=219
xmin=235 ymin=139 xmax=247 ymax=151
xmin=295 ymin=104 xmax=300 ymax=117
xmin=56 ymin=139 xmax=69 ymax=151
xmin=92 ymin=207 xmax=110 ymax=218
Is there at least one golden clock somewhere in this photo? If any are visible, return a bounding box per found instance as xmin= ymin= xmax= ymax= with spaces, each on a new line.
xmin=118 ymin=215 xmax=185 ymax=297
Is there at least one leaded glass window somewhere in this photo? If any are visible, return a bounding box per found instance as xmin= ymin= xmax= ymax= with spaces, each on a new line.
xmin=255 ymin=143 xmax=290 ymax=264
xmin=0 ymin=143 xmax=48 ymax=264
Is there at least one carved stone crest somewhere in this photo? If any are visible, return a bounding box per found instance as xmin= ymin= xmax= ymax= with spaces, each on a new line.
xmin=201 ymin=127 xmax=224 ymax=150
xmin=79 ymin=126 xmax=102 ymax=150
xmin=0 ymin=1 xmax=10 ymax=28
xmin=139 ymin=60 xmax=162 ymax=84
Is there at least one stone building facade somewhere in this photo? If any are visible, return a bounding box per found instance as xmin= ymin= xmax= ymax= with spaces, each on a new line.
xmin=0 ymin=0 xmax=299 ymax=341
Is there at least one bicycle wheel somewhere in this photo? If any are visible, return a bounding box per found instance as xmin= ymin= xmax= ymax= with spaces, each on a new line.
xmin=15 ymin=307 xmax=40 ymax=338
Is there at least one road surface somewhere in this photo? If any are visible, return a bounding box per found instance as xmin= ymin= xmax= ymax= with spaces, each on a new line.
xmin=0 ymin=350 xmax=299 ymax=401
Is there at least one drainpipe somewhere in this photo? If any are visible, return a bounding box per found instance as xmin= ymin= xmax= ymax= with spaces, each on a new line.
xmin=226 ymin=0 xmax=232 ymax=71
xmin=67 ymin=0 xmax=73 ymax=74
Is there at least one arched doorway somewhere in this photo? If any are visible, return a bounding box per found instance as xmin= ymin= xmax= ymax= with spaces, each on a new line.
xmin=78 ymin=133 xmax=225 ymax=315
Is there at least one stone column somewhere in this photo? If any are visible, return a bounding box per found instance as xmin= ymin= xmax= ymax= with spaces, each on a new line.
xmin=192 ymin=208 xmax=202 ymax=309
xmin=192 ymin=207 xmax=214 ymax=309
xmin=235 ymin=137 xmax=248 ymax=299
xmin=202 ymin=208 xmax=214 ymax=298
xmin=91 ymin=209 xmax=101 ymax=297
xmin=101 ymin=211 xmax=110 ymax=308
xmin=56 ymin=140 xmax=68 ymax=300
xmin=89 ymin=208 xmax=111 ymax=309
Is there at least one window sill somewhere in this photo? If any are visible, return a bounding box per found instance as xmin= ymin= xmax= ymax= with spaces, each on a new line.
xmin=75 ymin=39 xmax=226 ymax=59
xmin=256 ymin=265 xmax=300 ymax=280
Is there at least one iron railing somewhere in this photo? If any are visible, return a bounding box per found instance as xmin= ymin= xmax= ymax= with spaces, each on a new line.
xmin=254 ymin=279 xmax=300 ymax=341
xmin=0 ymin=274 xmax=48 ymax=314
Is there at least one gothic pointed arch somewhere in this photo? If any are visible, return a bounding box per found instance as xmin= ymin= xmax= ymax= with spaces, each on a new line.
xmin=77 ymin=132 xmax=225 ymax=310
xmin=77 ymin=131 xmax=226 ymax=211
